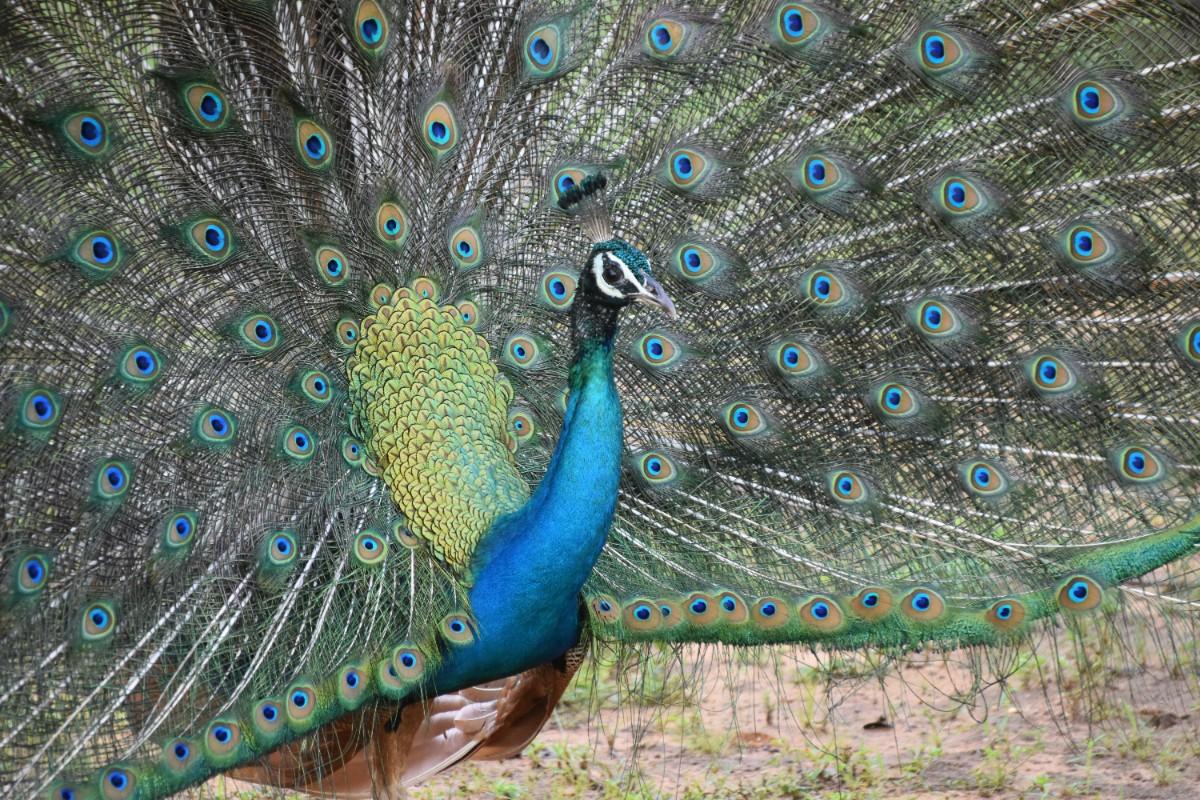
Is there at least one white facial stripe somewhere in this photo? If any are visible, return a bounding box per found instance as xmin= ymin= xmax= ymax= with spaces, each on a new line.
xmin=592 ymin=252 xmax=637 ymax=300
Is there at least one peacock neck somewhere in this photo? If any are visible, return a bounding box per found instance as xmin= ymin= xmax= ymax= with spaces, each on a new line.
xmin=435 ymin=295 xmax=624 ymax=690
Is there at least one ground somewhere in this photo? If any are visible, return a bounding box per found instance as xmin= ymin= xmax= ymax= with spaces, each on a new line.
xmin=215 ymin=604 xmax=1200 ymax=799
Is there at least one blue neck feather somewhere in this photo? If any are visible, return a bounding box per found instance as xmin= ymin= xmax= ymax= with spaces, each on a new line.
xmin=430 ymin=315 xmax=623 ymax=692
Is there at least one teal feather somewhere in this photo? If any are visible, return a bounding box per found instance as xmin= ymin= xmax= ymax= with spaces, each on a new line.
xmin=1 ymin=1 xmax=1199 ymax=797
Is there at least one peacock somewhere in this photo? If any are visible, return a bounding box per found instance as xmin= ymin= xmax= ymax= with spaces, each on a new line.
xmin=1 ymin=0 xmax=1199 ymax=796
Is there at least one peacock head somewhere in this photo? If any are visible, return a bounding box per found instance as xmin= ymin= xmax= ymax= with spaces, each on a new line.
xmin=583 ymin=238 xmax=678 ymax=319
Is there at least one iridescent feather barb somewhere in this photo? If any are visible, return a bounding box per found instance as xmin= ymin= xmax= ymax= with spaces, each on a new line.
xmin=1 ymin=0 xmax=1199 ymax=798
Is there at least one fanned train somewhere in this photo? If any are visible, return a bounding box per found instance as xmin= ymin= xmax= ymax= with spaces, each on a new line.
xmin=1 ymin=0 xmax=1199 ymax=797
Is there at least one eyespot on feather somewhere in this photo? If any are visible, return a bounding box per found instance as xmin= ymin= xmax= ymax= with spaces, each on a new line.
xmin=540 ymin=271 xmax=576 ymax=309
xmin=353 ymin=0 xmax=389 ymax=54
xmin=623 ymin=599 xmax=662 ymax=631
xmin=205 ymin=720 xmax=241 ymax=759
xmin=314 ymin=245 xmax=349 ymax=286
xmin=719 ymin=400 xmax=769 ymax=438
xmin=1110 ymin=444 xmax=1166 ymax=485
xmin=73 ymin=230 xmax=122 ymax=278
xmin=799 ymin=595 xmax=843 ymax=631
xmin=1058 ymin=575 xmax=1102 ymax=611
xmin=63 ymin=111 xmax=109 ymax=156
xmin=752 ymin=596 xmax=790 ymax=629
xmin=644 ymin=17 xmax=689 ymax=58
xmin=188 ymin=219 xmax=232 ymax=261
xmin=985 ymin=599 xmax=1026 ymax=630
xmin=449 ymin=223 xmax=484 ymax=269
xmin=590 ymin=594 xmax=620 ymax=622
xmin=827 ymin=469 xmax=870 ymax=505
xmin=685 ymin=592 xmax=719 ymax=625
xmin=183 ymin=83 xmax=230 ymax=129
xmin=850 ymin=587 xmax=892 ymax=620
xmin=959 ymin=459 xmax=1012 ymax=499
xmin=663 ymin=146 xmax=712 ymax=191
xmin=375 ymin=202 xmax=409 ymax=247
xmin=441 ymin=613 xmax=477 ymax=645
xmin=900 ymin=589 xmax=944 ymax=621
xmin=717 ymin=591 xmax=748 ymax=623
xmin=422 ymin=100 xmax=459 ymax=157
xmin=524 ymin=23 xmax=563 ymax=75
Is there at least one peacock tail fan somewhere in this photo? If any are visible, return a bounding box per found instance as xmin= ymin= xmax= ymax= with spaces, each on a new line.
xmin=0 ymin=0 xmax=1198 ymax=797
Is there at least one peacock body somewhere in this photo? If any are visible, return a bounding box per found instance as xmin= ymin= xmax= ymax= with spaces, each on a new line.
xmin=1 ymin=0 xmax=1199 ymax=796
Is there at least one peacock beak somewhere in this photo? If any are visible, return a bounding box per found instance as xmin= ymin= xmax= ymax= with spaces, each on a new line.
xmin=634 ymin=275 xmax=678 ymax=320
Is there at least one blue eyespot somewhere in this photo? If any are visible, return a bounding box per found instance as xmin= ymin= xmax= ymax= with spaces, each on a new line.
xmin=400 ymin=652 xmax=417 ymax=668
xmin=514 ymin=344 xmax=527 ymax=359
xmin=884 ymin=388 xmax=902 ymax=409
xmin=213 ymin=725 xmax=231 ymax=743
xmin=673 ymin=153 xmax=693 ymax=178
xmin=807 ymin=158 xmax=826 ymax=185
xmin=995 ymin=603 xmax=1013 ymax=620
xmin=682 ymin=248 xmax=702 ymax=273
xmin=429 ymin=120 xmax=449 ymax=145
xmin=90 ymin=607 xmax=110 ymax=628
xmin=598 ymin=600 xmax=612 ymax=612
xmin=293 ymin=432 xmax=309 ymax=450
xmin=30 ymin=393 xmax=54 ymax=422
xmin=457 ymin=240 xmax=473 ymax=257
xmin=79 ymin=116 xmax=103 ymax=147
xmin=911 ymin=592 xmax=931 ymax=611
xmin=1039 ymin=360 xmax=1057 ymax=383
xmin=1080 ymin=87 xmax=1100 ymax=114
xmin=660 ymin=605 xmax=672 ymax=617
xmin=132 ymin=350 xmax=155 ymax=375
xmin=811 ymin=602 xmax=829 ymax=619
xmin=634 ymin=604 xmax=652 ymax=621
xmin=734 ymin=408 xmax=749 ymax=427
xmin=760 ymin=602 xmax=776 ymax=617
xmin=346 ymin=671 xmax=359 ymax=688
xmin=646 ymin=337 xmax=665 ymax=358
xmin=691 ymin=598 xmax=707 ymax=614
xmin=208 ymin=412 xmax=228 ymax=436
xmin=325 ymin=257 xmax=342 ymax=276
xmin=946 ymin=180 xmax=967 ymax=208
xmin=254 ymin=321 xmax=272 ymax=343
xmin=204 ymin=225 xmax=225 ymax=251
xmin=198 ymin=93 xmax=222 ymax=122
xmin=813 ymin=276 xmax=831 ymax=299
xmin=923 ymin=34 xmax=945 ymax=64
xmin=721 ymin=596 xmax=736 ymax=612
xmin=651 ymin=24 xmax=672 ymax=51
xmin=107 ymin=770 xmax=128 ymax=791
xmin=646 ymin=457 xmax=663 ymax=475
xmin=291 ymin=690 xmax=308 ymax=708
xmin=549 ymin=278 xmax=567 ymax=298
xmin=174 ymin=742 xmax=190 ymax=761
xmin=104 ymin=466 xmax=125 ymax=491
xmin=863 ymin=592 xmax=879 ymax=607
xmin=91 ymin=235 xmax=114 ymax=264
xmin=361 ymin=17 xmax=381 ymax=44
xmin=385 ymin=218 xmax=399 ymax=234
xmin=557 ymin=174 xmax=575 ymax=194
xmin=529 ymin=36 xmax=553 ymax=65
xmin=1125 ymin=449 xmax=1147 ymax=475
xmin=1068 ymin=580 xmax=1089 ymax=603
xmin=837 ymin=476 xmax=853 ymax=494
xmin=923 ymin=305 xmax=941 ymax=328
xmin=273 ymin=535 xmax=292 ymax=556
xmin=60 ymin=789 xmax=75 ymax=800
xmin=24 ymin=557 xmax=46 ymax=586
xmin=305 ymin=134 xmax=326 ymax=158
xmin=174 ymin=515 xmax=192 ymax=540
xmin=783 ymin=9 xmax=803 ymax=34
xmin=1073 ymin=230 xmax=1093 ymax=255
xmin=973 ymin=466 xmax=991 ymax=486
xmin=449 ymin=619 xmax=464 ymax=633
xmin=262 ymin=704 xmax=278 ymax=721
